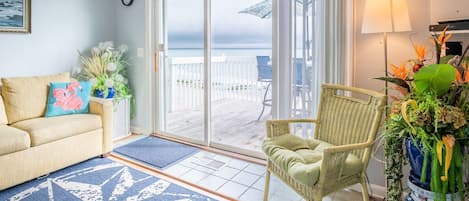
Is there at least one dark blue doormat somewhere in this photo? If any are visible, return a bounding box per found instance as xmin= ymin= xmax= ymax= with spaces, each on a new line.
xmin=114 ymin=136 xmax=199 ymax=169
xmin=0 ymin=158 xmax=217 ymax=201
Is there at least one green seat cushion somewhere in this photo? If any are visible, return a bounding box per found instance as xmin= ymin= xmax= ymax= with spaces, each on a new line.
xmin=262 ymin=134 xmax=363 ymax=187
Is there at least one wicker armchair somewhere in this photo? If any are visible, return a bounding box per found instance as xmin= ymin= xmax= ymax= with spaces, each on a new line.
xmin=262 ymin=84 xmax=386 ymax=201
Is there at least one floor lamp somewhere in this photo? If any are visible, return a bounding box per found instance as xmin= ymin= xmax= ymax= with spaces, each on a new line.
xmin=361 ymin=0 xmax=412 ymax=198
xmin=361 ymin=0 xmax=412 ymax=102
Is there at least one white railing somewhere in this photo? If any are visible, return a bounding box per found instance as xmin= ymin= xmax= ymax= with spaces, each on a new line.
xmin=168 ymin=56 xmax=268 ymax=111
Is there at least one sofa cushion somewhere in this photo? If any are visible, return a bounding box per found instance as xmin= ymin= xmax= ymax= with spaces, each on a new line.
xmin=45 ymin=81 xmax=92 ymax=117
xmin=0 ymin=94 xmax=7 ymax=125
xmin=1 ymin=73 xmax=70 ymax=124
xmin=11 ymin=114 xmax=102 ymax=146
xmin=0 ymin=125 xmax=31 ymax=156
xmin=263 ymin=134 xmax=363 ymax=187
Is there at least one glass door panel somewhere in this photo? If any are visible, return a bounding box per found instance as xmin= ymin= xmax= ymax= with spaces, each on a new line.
xmin=161 ymin=0 xmax=205 ymax=142
xmin=210 ymin=0 xmax=272 ymax=153
xmin=157 ymin=0 xmax=321 ymax=158
xmin=291 ymin=0 xmax=322 ymax=138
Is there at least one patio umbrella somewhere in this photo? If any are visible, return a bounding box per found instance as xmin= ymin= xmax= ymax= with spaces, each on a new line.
xmin=238 ymin=0 xmax=312 ymax=19
xmin=239 ymin=0 xmax=314 ymax=59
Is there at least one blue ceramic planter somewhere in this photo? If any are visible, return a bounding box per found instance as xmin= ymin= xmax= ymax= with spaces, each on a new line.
xmin=405 ymin=138 xmax=463 ymax=200
xmin=94 ymin=89 xmax=104 ymax=98
xmin=94 ymin=88 xmax=115 ymax=99
xmin=405 ymin=138 xmax=432 ymax=190
xmin=107 ymin=87 xmax=115 ymax=99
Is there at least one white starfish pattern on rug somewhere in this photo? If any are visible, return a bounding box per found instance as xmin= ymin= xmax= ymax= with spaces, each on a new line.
xmin=6 ymin=161 xmax=211 ymax=201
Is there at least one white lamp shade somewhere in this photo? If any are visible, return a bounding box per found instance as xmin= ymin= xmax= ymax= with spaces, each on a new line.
xmin=361 ymin=0 xmax=412 ymax=33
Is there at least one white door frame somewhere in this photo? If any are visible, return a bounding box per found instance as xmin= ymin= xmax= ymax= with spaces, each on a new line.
xmin=203 ymin=0 xmax=212 ymax=147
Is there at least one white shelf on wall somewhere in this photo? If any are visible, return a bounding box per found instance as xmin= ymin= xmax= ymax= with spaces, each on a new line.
xmin=431 ymin=30 xmax=469 ymax=35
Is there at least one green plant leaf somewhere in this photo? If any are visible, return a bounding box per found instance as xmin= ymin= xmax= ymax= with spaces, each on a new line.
xmin=413 ymin=64 xmax=456 ymax=96
xmin=374 ymin=77 xmax=410 ymax=92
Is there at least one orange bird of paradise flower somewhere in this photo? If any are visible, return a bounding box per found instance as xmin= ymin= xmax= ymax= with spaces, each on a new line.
xmin=456 ymin=61 xmax=469 ymax=83
xmin=456 ymin=70 xmax=463 ymax=83
xmin=391 ymin=63 xmax=408 ymax=80
xmin=437 ymin=27 xmax=453 ymax=45
xmin=413 ymin=44 xmax=427 ymax=62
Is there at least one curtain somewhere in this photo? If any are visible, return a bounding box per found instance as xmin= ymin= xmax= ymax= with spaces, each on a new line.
xmin=323 ymin=0 xmax=347 ymax=85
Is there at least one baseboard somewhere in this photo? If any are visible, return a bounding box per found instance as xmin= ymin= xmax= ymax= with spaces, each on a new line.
xmin=130 ymin=126 xmax=150 ymax=134
xmin=348 ymin=183 xmax=386 ymax=200
xmin=112 ymin=133 xmax=133 ymax=141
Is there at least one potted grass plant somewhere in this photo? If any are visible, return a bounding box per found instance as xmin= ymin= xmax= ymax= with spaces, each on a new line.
xmin=74 ymin=41 xmax=135 ymax=139
xmin=76 ymin=42 xmax=132 ymax=101
xmin=379 ymin=29 xmax=469 ymax=201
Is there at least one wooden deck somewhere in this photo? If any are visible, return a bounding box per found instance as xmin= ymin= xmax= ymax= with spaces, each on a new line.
xmin=166 ymin=98 xmax=271 ymax=152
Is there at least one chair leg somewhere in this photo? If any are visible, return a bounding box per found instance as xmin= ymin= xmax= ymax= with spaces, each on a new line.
xmin=263 ymin=169 xmax=271 ymax=201
xmin=360 ymin=176 xmax=370 ymax=201
xmin=258 ymin=82 xmax=271 ymax=120
xmin=313 ymin=192 xmax=323 ymax=201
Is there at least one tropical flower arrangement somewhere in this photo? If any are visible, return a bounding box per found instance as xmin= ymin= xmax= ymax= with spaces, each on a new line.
xmin=75 ymin=41 xmax=135 ymax=117
xmin=380 ymin=29 xmax=469 ymax=201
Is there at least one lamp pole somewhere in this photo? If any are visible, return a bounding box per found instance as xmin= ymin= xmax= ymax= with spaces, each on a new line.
xmin=383 ymin=32 xmax=389 ymax=110
xmin=362 ymin=0 xmax=412 ymax=198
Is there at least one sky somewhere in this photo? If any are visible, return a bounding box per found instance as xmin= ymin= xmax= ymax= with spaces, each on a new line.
xmin=167 ymin=0 xmax=273 ymax=49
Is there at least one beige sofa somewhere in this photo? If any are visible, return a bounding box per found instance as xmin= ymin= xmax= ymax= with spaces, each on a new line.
xmin=0 ymin=73 xmax=113 ymax=190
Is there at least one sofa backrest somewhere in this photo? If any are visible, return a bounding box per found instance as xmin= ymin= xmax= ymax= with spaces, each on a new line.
xmin=0 ymin=92 xmax=7 ymax=125
xmin=1 ymin=73 xmax=70 ymax=124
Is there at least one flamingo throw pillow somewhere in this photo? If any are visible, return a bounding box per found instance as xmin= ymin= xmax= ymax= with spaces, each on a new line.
xmin=45 ymin=81 xmax=92 ymax=117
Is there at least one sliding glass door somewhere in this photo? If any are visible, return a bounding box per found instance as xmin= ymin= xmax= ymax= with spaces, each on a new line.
xmin=156 ymin=0 xmax=322 ymax=157
xmin=210 ymin=0 xmax=272 ymax=153
xmin=290 ymin=0 xmax=323 ymax=138
xmin=157 ymin=0 xmax=273 ymax=157
xmin=160 ymin=0 xmax=206 ymax=143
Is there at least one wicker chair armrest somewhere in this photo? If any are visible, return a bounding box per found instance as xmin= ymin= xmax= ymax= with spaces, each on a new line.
xmin=267 ymin=119 xmax=319 ymax=125
xmin=285 ymin=119 xmax=319 ymax=124
xmin=322 ymin=142 xmax=372 ymax=154
xmin=265 ymin=119 xmax=319 ymax=138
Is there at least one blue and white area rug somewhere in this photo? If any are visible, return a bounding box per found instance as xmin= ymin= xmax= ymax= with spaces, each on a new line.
xmin=0 ymin=158 xmax=217 ymax=201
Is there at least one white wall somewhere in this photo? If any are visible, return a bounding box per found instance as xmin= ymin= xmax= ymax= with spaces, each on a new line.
xmin=114 ymin=1 xmax=152 ymax=134
xmin=0 ymin=0 xmax=152 ymax=133
xmin=0 ymin=0 xmax=115 ymax=77
xmin=354 ymin=0 xmax=431 ymax=188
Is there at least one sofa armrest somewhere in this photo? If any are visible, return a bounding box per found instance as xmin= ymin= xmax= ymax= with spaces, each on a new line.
xmin=89 ymin=97 xmax=113 ymax=154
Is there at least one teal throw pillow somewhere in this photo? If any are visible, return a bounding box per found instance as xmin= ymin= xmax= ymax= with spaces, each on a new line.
xmin=45 ymin=81 xmax=92 ymax=117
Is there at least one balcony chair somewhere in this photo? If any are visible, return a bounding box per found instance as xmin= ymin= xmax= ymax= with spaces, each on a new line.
xmin=292 ymin=58 xmax=313 ymax=118
xmin=256 ymin=56 xmax=313 ymax=120
xmin=262 ymin=84 xmax=386 ymax=201
xmin=256 ymin=56 xmax=273 ymax=120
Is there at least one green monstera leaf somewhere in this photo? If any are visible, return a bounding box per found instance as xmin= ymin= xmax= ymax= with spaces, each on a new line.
xmin=414 ymin=64 xmax=456 ymax=96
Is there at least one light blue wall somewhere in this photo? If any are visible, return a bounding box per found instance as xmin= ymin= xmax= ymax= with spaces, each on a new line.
xmin=0 ymin=0 xmax=152 ymax=134
xmin=0 ymin=0 xmax=115 ymax=77
xmin=114 ymin=1 xmax=151 ymax=133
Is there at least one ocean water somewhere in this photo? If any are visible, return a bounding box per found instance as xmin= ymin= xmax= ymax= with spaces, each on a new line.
xmin=168 ymin=48 xmax=272 ymax=58
xmin=0 ymin=0 xmax=24 ymax=27
xmin=168 ymin=48 xmax=310 ymax=59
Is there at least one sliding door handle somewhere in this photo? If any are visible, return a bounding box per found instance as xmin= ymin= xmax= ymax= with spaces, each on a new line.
xmin=154 ymin=52 xmax=158 ymax=73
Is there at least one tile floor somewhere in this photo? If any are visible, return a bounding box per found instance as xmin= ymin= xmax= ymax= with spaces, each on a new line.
xmin=163 ymin=150 xmax=365 ymax=201
xmin=114 ymin=135 xmax=370 ymax=201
